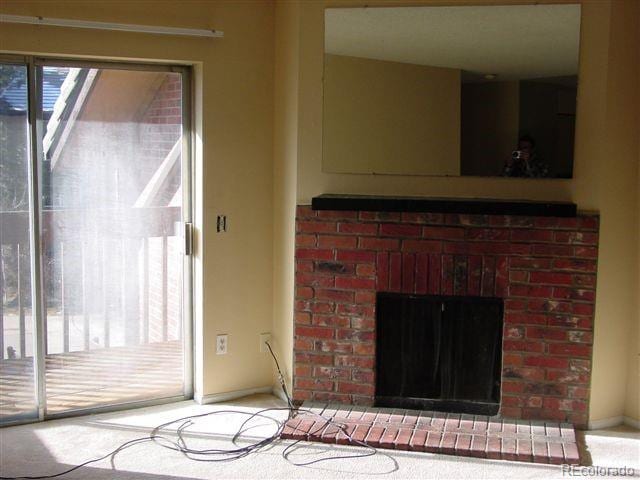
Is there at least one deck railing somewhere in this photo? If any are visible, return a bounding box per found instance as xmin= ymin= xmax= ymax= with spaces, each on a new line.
xmin=0 ymin=206 xmax=182 ymax=360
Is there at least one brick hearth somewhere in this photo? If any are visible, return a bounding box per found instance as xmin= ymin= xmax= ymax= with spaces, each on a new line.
xmin=293 ymin=206 xmax=599 ymax=428
xmin=281 ymin=403 xmax=581 ymax=465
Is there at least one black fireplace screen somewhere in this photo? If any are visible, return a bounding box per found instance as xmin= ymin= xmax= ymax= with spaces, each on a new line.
xmin=376 ymin=293 xmax=503 ymax=415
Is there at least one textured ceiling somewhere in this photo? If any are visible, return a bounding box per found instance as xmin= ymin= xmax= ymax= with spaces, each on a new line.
xmin=325 ymin=5 xmax=581 ymax=81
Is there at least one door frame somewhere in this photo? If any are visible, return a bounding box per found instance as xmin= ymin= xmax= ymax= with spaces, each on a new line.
xmin=0 ymin=54 xmax=194 ymax=425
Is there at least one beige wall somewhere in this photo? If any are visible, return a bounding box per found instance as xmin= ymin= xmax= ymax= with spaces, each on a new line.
xmin=634 ymin=78 xmax=640 ymax=421
xmin=0 ymin=0 xmax=276 ymax=399
xmin=461 ymin=81 xmax=519 ymax=176
xmin=323 ymin=54 xmax=461 ymax=175
xmin=577 ymin=0 xmax=639 ymax=425
xmin=273 ymin=0 xmax=300 ymax=396
xmin=284 ymin=0 xmax=640 ymax=425
xmin=610 ymin=0 xmax=640 ymax=423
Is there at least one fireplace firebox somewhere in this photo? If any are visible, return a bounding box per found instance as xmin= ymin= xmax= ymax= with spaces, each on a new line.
xmin=376 ymin=293 xmax=503 ymax=415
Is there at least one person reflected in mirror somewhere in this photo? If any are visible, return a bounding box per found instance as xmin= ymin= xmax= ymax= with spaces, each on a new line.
xmin=502 ymin=135 xmax=550 ymax=178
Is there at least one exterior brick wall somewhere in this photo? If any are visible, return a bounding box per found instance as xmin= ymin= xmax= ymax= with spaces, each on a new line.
xmin=140 ymin=75 xmax=183 ymax=342
xmin=140 ymin=74 xmax=182 ymax=173
xmin=293 ymin=206 xmax=599 ymax=428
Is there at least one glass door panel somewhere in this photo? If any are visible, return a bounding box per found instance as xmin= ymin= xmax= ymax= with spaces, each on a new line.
xmin=38 ymin=64 xmax=187 ymax=414
xmin=0 ymin=62 xmax=38 ymax=422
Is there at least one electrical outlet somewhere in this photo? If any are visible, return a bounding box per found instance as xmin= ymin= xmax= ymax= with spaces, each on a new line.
xmin=216 ymin=334 xmax=228 ymax=355
xmin=259 ymin=333 xmax=271 ymax=353
xmin=216 ymin=215 xmax=227 ymax=233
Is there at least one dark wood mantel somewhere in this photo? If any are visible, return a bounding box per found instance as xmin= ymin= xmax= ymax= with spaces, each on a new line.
xmin=311 ymin=194 xmax=577 ymax=217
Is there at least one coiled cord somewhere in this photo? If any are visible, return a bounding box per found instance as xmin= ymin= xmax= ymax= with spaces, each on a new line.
xmin=0 ymin=341 xmax=377 ymax=479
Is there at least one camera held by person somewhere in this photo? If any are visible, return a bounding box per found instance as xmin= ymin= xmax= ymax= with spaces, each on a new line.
xmin=503 ymin=135 xmax=549 ymax=178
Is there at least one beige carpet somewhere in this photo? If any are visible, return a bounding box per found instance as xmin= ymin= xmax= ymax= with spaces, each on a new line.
xmin=1 ymin=394 xmax=638 ymax=480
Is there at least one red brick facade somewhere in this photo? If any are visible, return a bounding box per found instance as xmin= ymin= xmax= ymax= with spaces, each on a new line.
xmin=293 ymin=206 xmax=599 ymax=428
xmin=139 ymin=75 xmax=183 ymax=342
xmin=141 ymin=74 xmax=182 ymax=164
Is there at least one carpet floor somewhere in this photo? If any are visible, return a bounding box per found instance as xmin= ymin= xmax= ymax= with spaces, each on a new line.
xmin=0 ymin=394 xmax=638 ymax=480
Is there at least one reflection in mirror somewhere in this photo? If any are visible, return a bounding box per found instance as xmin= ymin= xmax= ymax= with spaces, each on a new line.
xmin=323 ymin=5 xmax=581 ymax=178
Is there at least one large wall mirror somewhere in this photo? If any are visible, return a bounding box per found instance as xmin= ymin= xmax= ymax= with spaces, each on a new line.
xmin=322 ymin=5 xmax=581 ymax=178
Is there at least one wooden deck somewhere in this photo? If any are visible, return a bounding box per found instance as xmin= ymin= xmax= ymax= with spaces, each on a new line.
xmin=0 ymin=340 xmax=184 ymax=419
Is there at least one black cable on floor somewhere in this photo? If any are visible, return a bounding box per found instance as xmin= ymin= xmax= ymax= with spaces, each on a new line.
xmin=0 ymin=341 xmax=378 ymax=480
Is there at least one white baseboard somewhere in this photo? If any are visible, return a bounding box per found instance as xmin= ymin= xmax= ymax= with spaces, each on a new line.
xmin=588 ymin=415 xmax=640 ymax=430
xmin=624 ymin=416 xmax=640 ymax=429
xmin=194 ymin=386 xmax=273 ymax=405
xmin=588 ymin=416 xmax=624 ymax=430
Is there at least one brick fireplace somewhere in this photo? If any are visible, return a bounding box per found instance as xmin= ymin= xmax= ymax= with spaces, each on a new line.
xmin=293 ymin=200 xmax=599 ymax=428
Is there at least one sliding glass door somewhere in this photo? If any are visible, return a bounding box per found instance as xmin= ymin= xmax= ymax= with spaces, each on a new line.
xmin=0 ymin=62 xmax=38 ymax=422
xmin=0 ymin=57 xmax=192 ymax=423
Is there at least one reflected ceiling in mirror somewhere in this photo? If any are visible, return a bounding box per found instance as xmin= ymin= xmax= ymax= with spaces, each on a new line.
xmin=322 ymin=5 xmax=581 ymax=178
